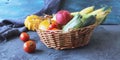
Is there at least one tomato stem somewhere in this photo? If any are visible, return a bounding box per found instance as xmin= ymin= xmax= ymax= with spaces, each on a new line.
xmin=30 ymin=42 xmax=33 ymax=46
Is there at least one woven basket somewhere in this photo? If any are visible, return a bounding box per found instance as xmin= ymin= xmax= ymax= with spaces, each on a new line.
xmin=36 ymin=24 xmax=96 ymax=50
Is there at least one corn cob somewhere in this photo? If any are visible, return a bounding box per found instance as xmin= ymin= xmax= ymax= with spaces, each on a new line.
xmin=71 ymin=6 xmax=95 ymax=16
xmin=95 ymin=7 xmax=112 ymax=25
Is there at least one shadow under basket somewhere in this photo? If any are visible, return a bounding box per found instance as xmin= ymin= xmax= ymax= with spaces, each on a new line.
xmin=36 ymin=24 xmax=96 ymax=50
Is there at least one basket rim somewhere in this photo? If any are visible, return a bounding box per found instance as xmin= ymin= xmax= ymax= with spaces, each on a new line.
xmin=36 ymin=24 xmax=96 ymax=34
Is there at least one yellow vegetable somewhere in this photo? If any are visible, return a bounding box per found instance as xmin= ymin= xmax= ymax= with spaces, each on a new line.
xmin=95 ymin=7 xmax=112 ymax=25
xmin=88 ymin=7 xmax=105 ymax=16
xmin=71 ymin=6 xmax=95 ymax=16
xmin=39 ymin=19 xmax=55 ymax=31
xmin=24 ymin=15 xmax=43 ymax=31
xmin=80 ymin=6 xmax=95 ymax=15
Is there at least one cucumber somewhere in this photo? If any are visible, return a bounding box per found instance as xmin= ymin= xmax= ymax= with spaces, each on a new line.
xmin=62 ymin=13 xmax=82 ymax=32
xmin=82 ymin=15 xmax=96 ymax=27
xmin=62 ymin=13 xmax=96 ymax=32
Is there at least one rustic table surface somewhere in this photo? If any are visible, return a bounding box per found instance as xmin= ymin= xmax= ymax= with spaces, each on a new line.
xmin=0 ymin=25 xmax=120 ymax=60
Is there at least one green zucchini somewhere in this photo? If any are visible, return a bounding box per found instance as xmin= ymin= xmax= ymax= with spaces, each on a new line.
xmin=62 ymin=13 xmax=82 ymax=32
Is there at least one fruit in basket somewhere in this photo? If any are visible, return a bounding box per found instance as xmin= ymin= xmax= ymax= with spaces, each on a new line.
xmin=51 ymin=14 xmax=56 ymax=21
xmin=23 ymin=40 xmax=36 ymax=53
xmin=71 ymin=6 xmax=95 ymax=16
xmin=39 ymin=19 xmax=57 ymax=30
xmin=48 ymin=21 xmax=58 ymax=30
xmin=51 ymin=28 xmax=59 ymax=30
xmin=24 ymin=15 xmax=43 ymax=31
xmin=20 ymin=32 xmax=29 ymax=42
xmin=56 ymin=10 xmax=73 ymax=25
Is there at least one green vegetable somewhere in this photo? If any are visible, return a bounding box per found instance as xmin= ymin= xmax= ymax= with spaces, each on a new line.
xmin=62 ymin=13 xmax=82 ymax=32
xmin=62 ymin=6 xmax=112 ymax=32
xmin=62 ymin=13 xmax=96 ymax=32
xmin=79 ymin=14 xmax=96 ymax=28
xmin=82 ymin=15 xmax=96 ymax=27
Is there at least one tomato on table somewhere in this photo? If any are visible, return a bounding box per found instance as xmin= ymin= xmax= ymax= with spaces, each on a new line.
xmin=23 ymin=40 xmax=36 ymax=53
xmin=20 ymin=32 xmax=29 ymax=42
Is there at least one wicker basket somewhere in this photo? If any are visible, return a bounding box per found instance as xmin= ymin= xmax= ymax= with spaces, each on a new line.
xmin=36 ymin=24 xmax=96 ymax=50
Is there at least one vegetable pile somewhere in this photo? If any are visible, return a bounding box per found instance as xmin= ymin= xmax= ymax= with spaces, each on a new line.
xmin=24 ymin=6 xmax=112 ymax=32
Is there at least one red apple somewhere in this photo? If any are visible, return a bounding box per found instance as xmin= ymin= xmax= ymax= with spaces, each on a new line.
xmin=56 ymin=10 xmax=73 ymax=25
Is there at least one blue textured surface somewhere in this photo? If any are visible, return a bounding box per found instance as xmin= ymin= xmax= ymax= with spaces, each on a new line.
xmin=60 ymin=0 xmax=120 ymax=24
xmin=0 ymin=25 xmax=120 ymax=60
xmin=0 ymin=0 xmax=120 ymax=24
xmin=0 ymin=0 xmax=44 ymax=24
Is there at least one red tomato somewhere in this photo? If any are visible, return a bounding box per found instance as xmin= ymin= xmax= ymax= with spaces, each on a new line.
xmin=23 ymin=40 xmax=36 ymax=53
xmin=52 ymin=28 xmax=59 ymax=30
xmin=20 ymin=32 xmax=29 ymax=42
xmin=48 ymin=22 xmax=58 ymax=30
